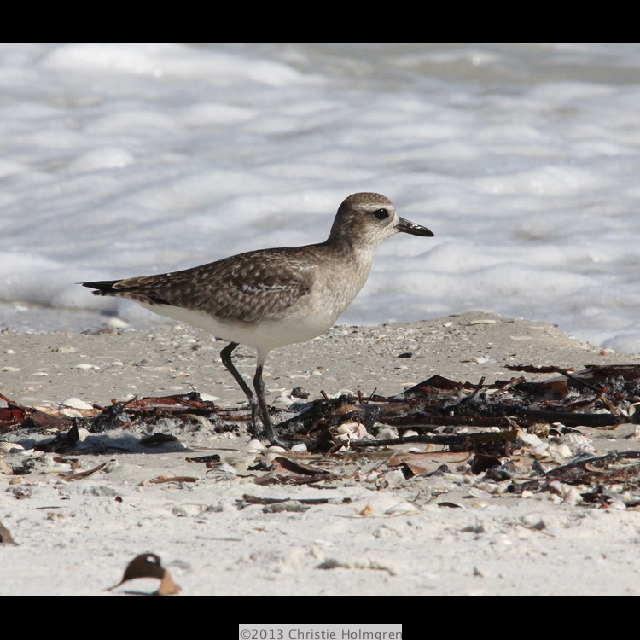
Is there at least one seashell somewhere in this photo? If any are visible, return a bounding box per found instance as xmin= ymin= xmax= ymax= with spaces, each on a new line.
xmin=562 ymin=433 xmax=592 ymax=446
xmin=530 ymin=444 xmax=551 ymax=459
xmin=518 ymin=431 xmax=544 ymax=447
xmin=247 ymin=439 xmax=266 ymax=452
xmin=60 ymin=409 xmax=83 ymax=418
xmin=73 ymin=363 xmax=100 ymax=370
xmin=552 ymin=444 xmax=572 ymax=458
xmin=52 ymin=346 xmax=79 ymax=353
xmin=562 ymin=487 xmax=583 ymax=505
xmin=357 ymin=504 xmax=374 ymax=516
xmin=267 ymin=445 xmax=286 ymax=453
xmin=375 ymin=426 xmax=399 ymax=440
xmin=264 ymin=453 xmax=278 ymax=466
xmin=274 ymin=395 xmax=293 ymax=409
xmin=43 ymin=465 xmax=72 ymax=474
xmin=217 ymin=462 xmax=237 ymax=475
xmin=105 ymin=317 xmax=129 ymax=329
xmin=548 ymin=480 xmax=563 ymax=495
xmin=466 ymin=487 xmax=490 ymax=498
xmin=0 ymin=441 xmax=24 ymax=453
xmin=61 ymin=397 xmax=94 ymax=411
xmin=384 ymin=502 xmax=420 ymax=516
xmin=172 ymin=503 xmax=208 ymax=517
xmin=564 ymin=433 xmax=596 ymax=455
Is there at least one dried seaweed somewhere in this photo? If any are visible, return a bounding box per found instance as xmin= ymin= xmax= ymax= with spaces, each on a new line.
xmin=4 ymin=363 xmax=640 ymax=509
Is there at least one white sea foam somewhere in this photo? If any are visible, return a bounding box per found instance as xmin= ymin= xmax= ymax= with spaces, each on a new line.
xmin=1 ymin=43 xmax=640 ymax=351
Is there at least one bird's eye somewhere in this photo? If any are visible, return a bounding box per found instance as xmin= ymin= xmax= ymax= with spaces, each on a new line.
xmin=373 ymin=208 xmax=389 ymax=220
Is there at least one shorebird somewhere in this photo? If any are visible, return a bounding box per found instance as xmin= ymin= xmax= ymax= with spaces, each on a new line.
xmin=82 ymin=193 xmax=433 ymax=443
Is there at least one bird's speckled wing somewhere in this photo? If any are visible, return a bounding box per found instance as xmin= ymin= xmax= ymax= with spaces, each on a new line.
xmin=87 ymin=247 xmax=317 ymax=324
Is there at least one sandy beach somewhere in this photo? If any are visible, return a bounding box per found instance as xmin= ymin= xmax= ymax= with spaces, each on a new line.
xmin=1 ymin=311 xmax=640 ymax=596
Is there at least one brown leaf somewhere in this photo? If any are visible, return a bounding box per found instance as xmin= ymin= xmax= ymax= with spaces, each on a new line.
xmin=61 ymin=462 xmax=107 ymax=481
xmin=471 ymin=453 xmax=503 ymax=474
xmin=387 ymin=451 xmax=471 ymax=476
xmin=403 ymin=375 xmax=465 ymax=397
xmin=140 ymin=433 xmax=178 ymax=447
xmin=438 ymin=502 xmax=464 ymax=509
xmin=185 ymin=454 xmax=220 ymax=464
xmin=272 ymin=456 xmax=334 ymax=476
xmin=0 ymin=406 xmax=25 ymax=430
xmin=251 ymin=456 xmax=340 ymax=485
xmin=25 ymin=410 xmax=74 ymax=432
xmin=119 ymin=393 xmax=216 ymax=414
xmin=514 ymin=379 xmax=569 ymax=400
xmin=238 ymin=493 xmax=350 ymax=508
xmin=505 ymin=364 xmax=568 ymax=374
xmin=139 ymin=475 xmax=198 ymax=486
xmin=254 ymin=472 xmax=333 ymax=486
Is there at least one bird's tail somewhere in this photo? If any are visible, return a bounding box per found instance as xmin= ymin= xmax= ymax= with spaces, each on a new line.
xmin=80 ymin=280 xmax=121 ymax=296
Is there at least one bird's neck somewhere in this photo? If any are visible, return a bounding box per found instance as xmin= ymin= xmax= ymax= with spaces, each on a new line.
xmin=325 ymin=228 xmax=381 ymax=262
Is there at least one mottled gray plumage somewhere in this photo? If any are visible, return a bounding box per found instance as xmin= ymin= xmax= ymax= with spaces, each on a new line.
xmin=90 ymin=247 xmax=319 ymax=323
xmin=82 ymin=192 xmax=434 ymax=443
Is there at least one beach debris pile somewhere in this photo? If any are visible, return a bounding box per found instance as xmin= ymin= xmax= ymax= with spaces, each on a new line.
xmin=2 ymin=364 xmax=640 ymax=509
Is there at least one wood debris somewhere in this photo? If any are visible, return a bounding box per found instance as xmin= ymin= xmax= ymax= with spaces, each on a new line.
xmin=3 ymin=364 xmax=640 ymax=508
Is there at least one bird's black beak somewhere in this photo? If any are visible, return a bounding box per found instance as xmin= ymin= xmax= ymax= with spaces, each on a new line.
xmin=396 ymin=217 xmax=434 ymax=236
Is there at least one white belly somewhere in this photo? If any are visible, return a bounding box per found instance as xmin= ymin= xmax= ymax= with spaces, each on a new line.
xmin=139 ymin=302 xmax=335 ymax=356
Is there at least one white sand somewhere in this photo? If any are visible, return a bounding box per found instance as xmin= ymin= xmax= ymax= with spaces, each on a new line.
xmin=1 ymin=312 xmax=639 ymax=595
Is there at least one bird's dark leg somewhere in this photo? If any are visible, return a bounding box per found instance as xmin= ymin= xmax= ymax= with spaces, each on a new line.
xmin=220 ymin=342 xmax=260 ymax=435
xmin=253 ymin=362 xmax=276 ymax=443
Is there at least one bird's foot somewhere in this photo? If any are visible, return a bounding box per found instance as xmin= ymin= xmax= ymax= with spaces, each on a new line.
xmin=267 ymin=435 xmax=292 ymax=450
